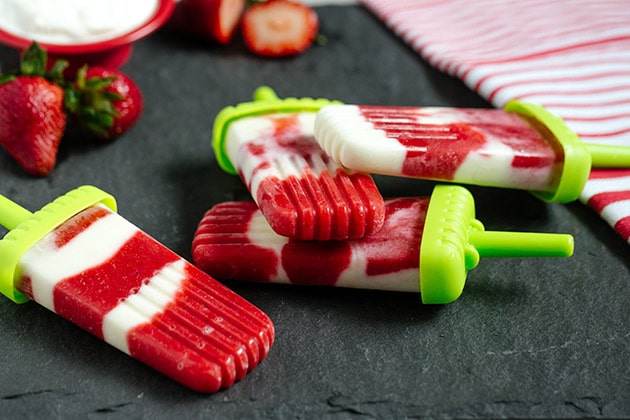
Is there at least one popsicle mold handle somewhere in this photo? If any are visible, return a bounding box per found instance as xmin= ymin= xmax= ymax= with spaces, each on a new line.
xmin=468 ymin=230 xmax=574 ymax=258
xmin=252 ymin=85 xmax=280 ymax=102
xmin=504 ymin=100 xmax=591 ymax=203
xmin=586 ymin=143 xmax=630 ymax=168
xmin=0 ymin=195 xmax=33 ymax=231
xmin=0 ymin=186 xmax=117 ymax=303
xmin=212 ymin=86 xmax=342 ymax=174
xmin=419 ymin=185 xmax=574 ymax=304
xmin=419 ymin=186 xmax=478 ymax=304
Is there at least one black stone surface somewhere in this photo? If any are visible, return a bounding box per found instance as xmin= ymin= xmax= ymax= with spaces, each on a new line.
xmin=1 ymin=6 xmax=628 ymax=419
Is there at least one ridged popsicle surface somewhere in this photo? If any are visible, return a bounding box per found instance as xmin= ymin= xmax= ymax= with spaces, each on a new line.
xmin=225 ymin=112 xmax=385 ymax=240
xmin=192 ymin=198 xmax=428 ymax=292
xmin=315 ymin=104 xmax=563 ymax=192
xmin=17 ymin=204 xmax=274 ymax=393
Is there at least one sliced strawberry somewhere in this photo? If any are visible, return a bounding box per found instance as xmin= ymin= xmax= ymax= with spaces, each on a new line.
xmin=242 ymin=0 xmax=319 ymax=57
xmin=0 ymin=43 xmax=67 ymax=176
xmin=66 ymin=66 xmax=144 ymax=141
xmin=169 ymin=0 xmax=246 ymax=44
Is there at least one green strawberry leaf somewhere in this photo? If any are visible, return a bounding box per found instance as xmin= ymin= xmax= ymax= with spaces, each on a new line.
xmin=46 ymin=59 xmax=70 ymax=84
xmin=0 ymin=74 xmax=15 ymax=85
xmin=19 ymin=42 xmax=47 ymax=76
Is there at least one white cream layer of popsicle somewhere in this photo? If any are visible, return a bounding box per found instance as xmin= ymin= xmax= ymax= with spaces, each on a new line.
xmin=315 ymin=104 xmax=562 ymax=192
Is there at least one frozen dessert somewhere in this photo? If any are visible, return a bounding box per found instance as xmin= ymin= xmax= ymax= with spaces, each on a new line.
xmin=213 ymin=86 xmax=385 ymax=240
xmin=315 ymin=101 xmax=630 ymax=203
xmin=0 ymin=185 xmax=274 ymax=393
xmin=192 ymin=185 xmax=574 ymax=304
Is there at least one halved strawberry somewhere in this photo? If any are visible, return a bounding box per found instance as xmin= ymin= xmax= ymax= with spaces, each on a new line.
xmin=0 ymin=43 xmax=67 ymax=176
xmin=169 ymin=0 xmax=246 ymax=44
xmin=241 ymin=0 xmax=319 ymax=57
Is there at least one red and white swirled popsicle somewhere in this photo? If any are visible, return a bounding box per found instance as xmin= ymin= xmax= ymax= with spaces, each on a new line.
xmin=0 ymin=186 xmax=274 ymax=393
xmin=212 ymin=86 xmax=385 ymax=240
xmin=192 ymin=185 xmax=574 ymax=304
xmin=315 ymin=101 xmax=630 ymax=203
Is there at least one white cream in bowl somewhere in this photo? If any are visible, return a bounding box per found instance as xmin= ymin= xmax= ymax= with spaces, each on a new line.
xmin=0 ymin=0 xmax=160 ymax=45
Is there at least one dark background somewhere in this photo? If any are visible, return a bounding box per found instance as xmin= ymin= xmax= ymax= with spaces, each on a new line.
xmin=1 ymin=6 xmax=628 ymax=419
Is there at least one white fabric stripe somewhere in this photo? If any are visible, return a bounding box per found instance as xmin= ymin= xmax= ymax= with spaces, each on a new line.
xmin=365 ymin=0 xmax=630 ymax=62
xmin=486 ymin=78 xmax=630 ymax=106
xmin=465 ymin=52 xmax=630 ymax=84
xmin=543 ymin=104 xmax=630 ymax=120
xmin=20 ymin=208 xmax=137 ymax=312
xmin=102 ymin=260 xmax=186 ymax=355
xmin=515 ymin=90 xmax=630 ymax=107
xmin=600 ymin=200 xmax=630 ymax=229
xmin=561 ymin=121 xmax=630 ymax=140
xmin=394 ymin=28 xmax=630 ymax=65
xmin=361 ymin=0 xmax=630 ymax=244
xmin=476 ymin=68 xmax=630 ymax=100
xmin=580 ymin=176 xmax=630 ymax=202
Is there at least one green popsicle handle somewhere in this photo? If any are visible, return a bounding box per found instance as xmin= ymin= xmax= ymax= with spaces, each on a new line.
xmin=586 ymin=143 xmax=630 ymax=168
xmin=253 ymin=85 xmax=280 ymax=102
xmin=419 ymin=185 xmax=575 ymax=305
xmin=469 ymin=230 xmax=574 ymax=258
xmin=0 ymin=186 xmax=117 ymax=304
xmin=212 ymin=86 xmax=342 ymax=175
xmin=0 ymin=194 xmax=33 ymax=230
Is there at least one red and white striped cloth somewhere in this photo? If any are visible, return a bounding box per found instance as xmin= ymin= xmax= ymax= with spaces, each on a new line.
xmin=361 ymin=0 xmax=630 ymax=244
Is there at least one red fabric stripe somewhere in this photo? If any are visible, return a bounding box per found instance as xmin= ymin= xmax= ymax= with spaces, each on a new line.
xmin=488 ymin=82 xmax=630 ymax=104
xmin=588 ymin=169 xmax=630 ymax=180
xmin=361 ymin=0 xmax=630 ymax=243
xmin=614 ymin=216 xmax=630 ymax=242
xmin=538 ymin=98 xmax=630 ymax=108
xmin=587 ymin=191 xmax=630 ymax=213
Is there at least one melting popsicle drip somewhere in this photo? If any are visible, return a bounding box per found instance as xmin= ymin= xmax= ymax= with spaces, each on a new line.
xmin=228 ymin=112 xmax=385 ymax=240
xmin=17 ymin=204 xmax=274 ymax=393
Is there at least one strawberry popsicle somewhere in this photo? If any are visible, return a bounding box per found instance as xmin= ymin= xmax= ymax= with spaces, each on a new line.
xmin=212 ymin=86 xmax=385 ymax=240
xmin=0 ymin=186 xmax=274 ymax=393
xmin=315 ymin=101 xmax=630 ymax=203
xmin=192 ymin=185 xmax=574 ymax=304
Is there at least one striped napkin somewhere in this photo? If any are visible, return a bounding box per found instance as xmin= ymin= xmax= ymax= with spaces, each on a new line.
xmin=361 ymin=0 xmax=630 ymax=244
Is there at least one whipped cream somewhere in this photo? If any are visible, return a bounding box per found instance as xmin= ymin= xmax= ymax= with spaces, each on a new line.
xmin=0 ymin=0 xmax=160 ymax=45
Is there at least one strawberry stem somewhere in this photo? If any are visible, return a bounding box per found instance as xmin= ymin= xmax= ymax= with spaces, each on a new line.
xmin=19 ymin=43 xmax=47 ymax=76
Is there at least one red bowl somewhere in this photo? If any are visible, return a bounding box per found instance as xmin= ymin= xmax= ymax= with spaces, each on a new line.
xmin=0 ymin=0 xmax=175 ymax=75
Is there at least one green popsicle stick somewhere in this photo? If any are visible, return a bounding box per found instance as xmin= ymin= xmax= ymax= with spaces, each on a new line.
xmin=0 ymin=194 xmax=33 ymax=231
xmin=0 ymin=186 xmax=117 ymax=303
xmin=586 ymin=143 xmax=630 ymax=167
xmin=253 ymin=85 xmax=280 ymax=102
xmin=419 ymin=185 xmax=574 ymax=304
xmin=212 ymin=86 xmax=342 ymax=175
xmin=468 ymin=230 xmax=574 ymax=258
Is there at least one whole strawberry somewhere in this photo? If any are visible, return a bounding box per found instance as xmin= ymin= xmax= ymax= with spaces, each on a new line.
xmin=67 ymin=66 xmax=144 ymax=141
xmin=0 ymin=43 xmax=68 ymax=176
